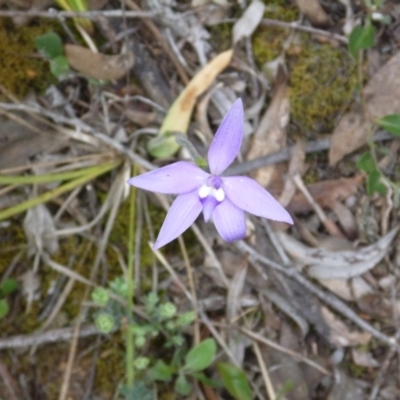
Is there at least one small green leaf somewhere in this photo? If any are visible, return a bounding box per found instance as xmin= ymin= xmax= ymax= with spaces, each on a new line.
xmin=174 ymin=374 xmax=192 ymax=396
xmin=35 ymin=32 xmax=64 ymax=59
xmin=357 ymin=152 xmax=376 ymax=174
xmin=183 ymin=338 xmax=216 ymax=372
xmin=367 ymin=170 xmax=386 ymax=196
xmin=191 ymin=371 xmax=221 ymax=388
xmin=376 ymin=114 xmax=400 ymax=135
xmin=0 ymin=299 xmax=9 ymax=319
xmin=147 ymin=360 xmax=175 ymax=382
xmin=0 ymin=278 xmax=18 ymax=296
xmin=217 ymin=362 xmax=252 ymax=400
xmin=50 ymin=56 xmax=70 ymax=79
xmin=349 ymin=23 xmax=376 ymax=58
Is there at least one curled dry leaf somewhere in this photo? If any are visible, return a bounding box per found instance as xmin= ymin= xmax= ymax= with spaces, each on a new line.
xmin=65 ymin=44 xmax=134 ymax=80
xmin=329 ymin=51 xmax=400 ymax=165
xmin=232 ymin=0 xmax=265 ymax=44
xmin=295 ymin=0 xmax=329 ymax=26
xmin=246 ymin=68 xmax=290 ymax=188
xmin=287 ymin=176 xmax=363 ymax=214
xmin=277 ymin=227 xmax=398 ymax=279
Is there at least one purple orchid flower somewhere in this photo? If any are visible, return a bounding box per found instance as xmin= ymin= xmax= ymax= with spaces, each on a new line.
xmin=127 ymin=99 xmax=293 ymax=249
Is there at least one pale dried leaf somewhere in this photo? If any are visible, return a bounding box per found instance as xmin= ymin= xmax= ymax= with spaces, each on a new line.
xmin=65 ymin=44 xmax=134 ymax=80
xmin=332 ymin=201 xmax=357 ymax=239
xmin=288 ymin=176 xmax=363 ymax=214
xmin=295 ymin=0 xmax=329 ymax=25
xmin=308 ymin=228 xmax=398 ymax=279
xmin=247 ymin=71 xmax=290 ymax=187
xmin=351 ymin=348 xmax=379 ymax=368
xmin=232 ymin=0 xmax=265 ymax=44
xmin=318 ymin=277 xmax=374 ymax=302
xmin=23 ymin=204 xmax=59 ymax=255
xmin=277 ymin=228 xmax=398 ymax=279
xmin=321 ymin=306 xmax=371 ymax=346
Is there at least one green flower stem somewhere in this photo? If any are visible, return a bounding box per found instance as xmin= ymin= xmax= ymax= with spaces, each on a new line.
xmin=126 ymin=164 xmax=137 ymax=389
xmin=0 ymin=160 xmax=120 ymax=222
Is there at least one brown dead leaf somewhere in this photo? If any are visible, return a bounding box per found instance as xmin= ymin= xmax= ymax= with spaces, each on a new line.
xmin=65 ymin=44 xmax=134 ymax=80
xmin=329 ymin=51 xmax=400 ymax=165
xmin=295 ymin=0 xmax=329 ymax=25
xmin=321 ymin=306 xmax=371 ymax=346
xmin=332 ymin=200 xmax=358 ymax=239
xmin=247 ymin=68 xmax=290 ymax=188
xmin=0 ymin=114 xmax=64 ymax=169
xmin=328 ymin=112 xmax=365 ymax=166
xmin=287 ymin=176 xmax=363 ymax=214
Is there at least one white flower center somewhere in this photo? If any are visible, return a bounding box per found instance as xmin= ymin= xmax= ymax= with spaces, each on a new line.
xmin=198 ymin=184 xmax=225 ymax=202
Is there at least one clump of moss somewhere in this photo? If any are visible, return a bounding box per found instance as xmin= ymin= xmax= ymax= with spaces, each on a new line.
xmin=290 ymin=43 xmax=357 ymax=134
xmin=0 ymin=18 xmax=60 ymax=97
xmin=252 ymin=2 xmax=299 ymax=65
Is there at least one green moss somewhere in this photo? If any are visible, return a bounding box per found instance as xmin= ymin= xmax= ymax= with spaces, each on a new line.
xmin=252 ymin=2 xmax=299 ymax=65
xmin=0 ymin=18 xmax=60 ymax=97
xmin=251 ymin=1 xmax=357 ymax=136
xmin=209 ymin=22 xmax=233 ymax=53
xmin=290 ymin=43 xmax=357 ymax=135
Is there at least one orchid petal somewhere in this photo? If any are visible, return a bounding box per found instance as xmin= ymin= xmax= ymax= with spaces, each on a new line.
xmin=223 ymin=176 xmax=293 ymax=224
xmin=212 ymin=198 xmax=246 ymax=241
xmin=208 ymin=99 xmax=244 ymax=175
xmin=153 ymin=191 xmax=202 ymax=249
xmin=127 ymin=162 xmax=209 ymax=194
xmin=202 ymin=196 xmax=218 ymax=222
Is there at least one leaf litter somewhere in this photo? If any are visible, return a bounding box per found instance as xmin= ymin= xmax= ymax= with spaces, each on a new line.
xmin=0 ymin=1 xmax=400 ymax=399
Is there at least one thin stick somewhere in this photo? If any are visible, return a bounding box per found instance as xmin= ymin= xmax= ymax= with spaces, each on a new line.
xmin=261 ymin=18 xmax=348 ymax=43
xmin=241 ymin=327 xmax=330 ymax=376
xmin=292 ymin=174 xmax=343 ymax=237
xmin=225 ymin=131 xmax=393 ymax=176
xmin=0 ymin=9 xmax=160 ymax=19
xmin=0 ymin=325 xmax=98 ymax=350
xmin=252 ymin=341 xmax=277 ymax=400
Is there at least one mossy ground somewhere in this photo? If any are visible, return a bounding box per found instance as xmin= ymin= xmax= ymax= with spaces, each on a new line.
xmin=0 ymin=18 xmax=63 ymax=98
xmin=252 ymin=2 xmax=357 ymax=136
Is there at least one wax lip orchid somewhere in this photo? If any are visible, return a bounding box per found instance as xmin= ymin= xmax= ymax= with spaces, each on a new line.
xmin=127 ymin=99 xmax=293 ymax=249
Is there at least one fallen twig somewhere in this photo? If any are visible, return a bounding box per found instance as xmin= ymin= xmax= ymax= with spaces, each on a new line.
xmin=0 ymin=325 xmax=98 ymax=350
xmin=226 ymin=131 xmax=394 ymax=176
xmin=0 ymin=9 xmax=159 ymax=19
